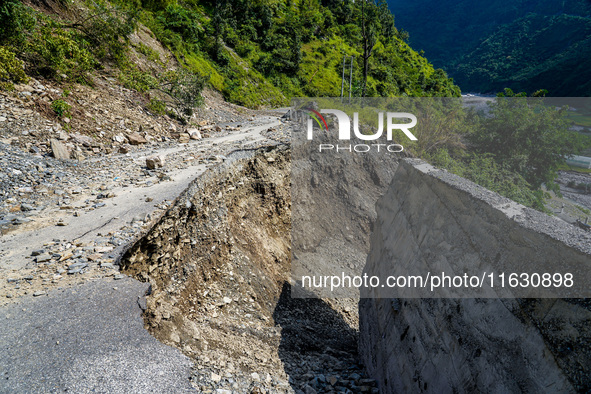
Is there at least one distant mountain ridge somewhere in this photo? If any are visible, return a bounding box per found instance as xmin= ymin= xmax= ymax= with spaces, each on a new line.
xmin=388 ymin=0 xmax=591 ymax=95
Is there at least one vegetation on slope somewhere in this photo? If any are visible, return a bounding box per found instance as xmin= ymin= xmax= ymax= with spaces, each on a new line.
xmin=0 ymin=0 xmax=459 ymax=117
xmin=452 ymin=13 xmax=591 ymax=96
xmin=6 ymin=0 xmax=581 ymax=214
xmin=424 ymin=91 xmax=590 ymax=211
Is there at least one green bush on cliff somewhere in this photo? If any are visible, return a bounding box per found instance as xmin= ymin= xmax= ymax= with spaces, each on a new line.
xmin=0 ymin=46 xmax=28 ymax=90
xmin=428 ymin=149 xmax=547 ymax=211
xmin=27 ymin=25 xmax=97 ymax=83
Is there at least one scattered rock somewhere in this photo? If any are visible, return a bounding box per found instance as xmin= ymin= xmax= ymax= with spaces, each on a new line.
xmin=50 ymin=138 xmax=69 ymax=160
xmin=36 ymin=254 xmax=52 ymax=263
xmin=187 ymin=128 xmax=202 ymax=140
xmin=86 ymin=253 xmax=102 ymax=262
xmin=20 ymin=203 xmax=35 ymax=211
xmin=72 ymin=151 xmax=85 ymax=162
xmin=146 ymin=155 xmax=165 ymax=170
xmin=59 ymin=252 xmax=74 ymax=262
xmin=178 ymin=133 xmax=190 ymax=144
xmin=127 ymin=132 xmax=147 ymax=145
xmin=70 ymin=133 xmax=93 ymax=147
xmin=303 ymin=384 xmax=317 ymax=394
xmin=113 ymin=134 xmax=126 ymax=143
xmin=67 ymin=262 xmax=88 ymax=274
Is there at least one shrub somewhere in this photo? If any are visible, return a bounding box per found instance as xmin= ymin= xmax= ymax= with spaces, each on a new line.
xmin=0 ymin=0 xmax=36 ymax=47
xmin=157 ymin=69 xmax=207 ymax=123
xmin=0 ymin=46 xmax=28 ymax=90
xmin=118 ymin=64 xmax=158 ymax=92
xmin=147 ymin=97 xmax=166 ymax=115
xmin=28 ymin=26 xmax=96 ymax=83
xmin=51 ymin=98 xmax=71 ymax=118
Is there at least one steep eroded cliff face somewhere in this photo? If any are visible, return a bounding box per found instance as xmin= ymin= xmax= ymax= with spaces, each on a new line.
xmin=117 ymin=145 xmax=591 ymax=392
xmin=118 ymin=145 xmax=376 ymax=393
xmin=360 ymin=159 xmax=591 ymax=393
xmin=118 ymin=146 xmax=293 ymax=387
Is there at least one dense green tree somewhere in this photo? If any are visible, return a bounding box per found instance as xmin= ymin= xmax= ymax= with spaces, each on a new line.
xmin=0 ymin=0 xmax=460 ymax=106
xmin=470 ymin=94 xmax=589 ymax=189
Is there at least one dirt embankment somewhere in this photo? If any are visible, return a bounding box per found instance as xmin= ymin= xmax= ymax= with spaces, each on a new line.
xmin=119 ymin=146 xmax=292 ymax=366
xmin=119 ymin=145 xmax=378 ymax=393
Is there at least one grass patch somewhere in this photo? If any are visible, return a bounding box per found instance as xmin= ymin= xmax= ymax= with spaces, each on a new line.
xmin=184 ymin=52 xmax=224 ymax=91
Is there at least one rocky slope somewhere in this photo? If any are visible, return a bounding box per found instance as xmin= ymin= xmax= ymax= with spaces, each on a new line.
xmin=0 ymin=78 xmax=288 ymax=305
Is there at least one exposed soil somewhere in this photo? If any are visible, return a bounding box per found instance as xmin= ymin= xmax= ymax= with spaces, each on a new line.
xmin=119 ymin=146 xmax=375 ymax=393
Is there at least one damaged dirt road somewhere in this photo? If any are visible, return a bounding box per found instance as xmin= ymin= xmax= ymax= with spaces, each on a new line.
xmin=0 ymin=111 xmax=287 ymax=392
xmin=0 ymin=115 xmax=281 ymax=296
xmin=0 ymin=107 xmax=375 ymax=393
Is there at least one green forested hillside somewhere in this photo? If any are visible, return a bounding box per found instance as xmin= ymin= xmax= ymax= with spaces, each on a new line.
xmin=0 ymin=0 xmax=459 ymax=111
xmin=388 ymin=0 xmax=591 ymax=95
xmin=453 ymin=13 xmax=591 ymax=95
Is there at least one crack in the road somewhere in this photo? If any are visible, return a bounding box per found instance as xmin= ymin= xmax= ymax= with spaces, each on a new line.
xmin=76 ymin=213 xmax=125 ymax=239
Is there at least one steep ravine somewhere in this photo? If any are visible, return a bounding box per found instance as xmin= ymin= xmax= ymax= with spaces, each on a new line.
xmin=119 ymin=145 xmax=376 ymax=393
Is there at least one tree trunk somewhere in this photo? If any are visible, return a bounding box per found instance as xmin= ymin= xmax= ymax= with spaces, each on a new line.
xmin=362 ymin=0 xmax=367 ymax=97
xmin=361 ymin=0 xmax=374 ymax=97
